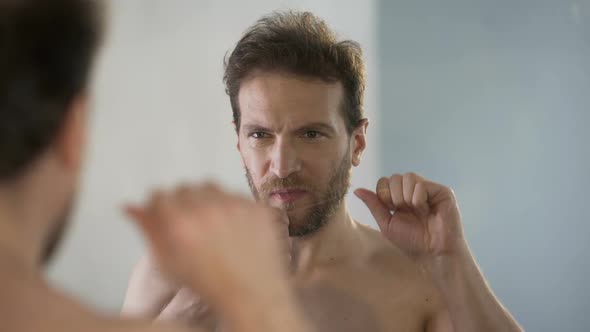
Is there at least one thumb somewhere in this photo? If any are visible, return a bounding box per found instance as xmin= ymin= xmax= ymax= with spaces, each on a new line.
xmin=124 ymin=204 xmax=161 ymax=246
xmin=124 ymin=205 xmax=171 ymax=270
xmin=269 ymin=206 xmax=290 ymax=227
xmin=354 ymin=188 xmax=391 ymax=232
xmin=124 ymin=204 xmax=150 ymax=229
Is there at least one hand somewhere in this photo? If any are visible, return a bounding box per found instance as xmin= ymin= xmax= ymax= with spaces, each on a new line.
xmin=121 ymin=254 xmax=218 ymax=329
xmin=355 ymin=172 xmax=466 ymax=260
xmin=125 ymin=183 xmax=290 ymax=312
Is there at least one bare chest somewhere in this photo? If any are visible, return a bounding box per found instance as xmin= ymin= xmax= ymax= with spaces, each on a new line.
xmin=293 ymin=268 xmax=432 ymax=332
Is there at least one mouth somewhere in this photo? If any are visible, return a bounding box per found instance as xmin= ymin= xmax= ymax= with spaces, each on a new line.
xmin=269 ymin=189 xmax=309 ymax=204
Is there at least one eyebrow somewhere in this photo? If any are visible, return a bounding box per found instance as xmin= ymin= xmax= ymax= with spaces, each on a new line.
xmin=297 ymin=122 xmax=337 ymax=134
xmin=241 ymin=122 xmax=337 ymax=134
xmin=242 ymin=124 xmax=272 ymax=133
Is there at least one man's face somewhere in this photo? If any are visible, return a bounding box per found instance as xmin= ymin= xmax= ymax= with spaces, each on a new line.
xmin=237 ymin=71 xmax=360 ymax=237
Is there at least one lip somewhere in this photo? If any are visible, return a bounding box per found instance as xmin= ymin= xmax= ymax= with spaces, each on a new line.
xmin=270 ymin=189 xmax=308 ymax=203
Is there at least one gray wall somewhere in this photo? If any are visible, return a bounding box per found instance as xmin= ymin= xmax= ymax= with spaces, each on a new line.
xmin=378 ymin=1 xmax=590 ymax=331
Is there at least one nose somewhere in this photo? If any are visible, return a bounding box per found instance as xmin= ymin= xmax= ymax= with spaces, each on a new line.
xmin=269 ymin=137 xmax=301 ymax=179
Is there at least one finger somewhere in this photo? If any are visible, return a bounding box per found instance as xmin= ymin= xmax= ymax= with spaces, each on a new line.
xmin=147 ymin=189 xmax=164 ymax=207
xmin=141 ymin=190 xmax=184 ymax=246
xmin=201 ymin=181 xmax=222 ymax=191
xmin=268 ymin=206 xmax=290 ymax=227
xmin=402 ymin=172 xmax=418 ymax=207
xmin=124 ymin=204 xmax=159 ymax=232
xmin=263 ymin=207 xmax=291 ymax=264
xmin=146 ymin=190 xmax=166 ymax=221
xmin=412 ymin=181 xmax=430 ymax=217
xmin=421 ymin=179 xmax=455 ymax=207
xmin=154 ymin=190 xmax=176 ymax=225
xmin=125 ymin=205 xmax=166 ymax=252
xmin=376 ymin=177 xmax=394 ymax=210
xmin=389 ymin=174 xmax=406 ymax=210
xmin=198 ymin=181 xmax=224 ymax=199
xmin=124 ymin=204 xmax=148 ymax=223
xmin=354 ymin=188 xmax=392 ymax=232
xmin=175 ymin=184 xmax=194 ymax=209
xmin=188 ymin=182 xmax=225 ymax=209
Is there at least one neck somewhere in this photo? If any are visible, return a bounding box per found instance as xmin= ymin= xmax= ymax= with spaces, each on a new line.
xmin=0 ymin=173 xmax=58 ymax=275
xmin=290 ymin=202 xmax=363 ymax=275
xmin=0 ymin=195 xmax=42 ymax=275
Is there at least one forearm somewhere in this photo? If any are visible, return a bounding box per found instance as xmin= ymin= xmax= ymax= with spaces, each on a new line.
xmin=121 ymin=256 xmax=177 ymax=318
xmin=427 ymin=245 xmax=523 ymax=332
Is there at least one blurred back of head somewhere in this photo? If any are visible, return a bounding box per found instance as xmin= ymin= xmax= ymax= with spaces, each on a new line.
xmin=0 ymin=0 xmax=104 ymax=183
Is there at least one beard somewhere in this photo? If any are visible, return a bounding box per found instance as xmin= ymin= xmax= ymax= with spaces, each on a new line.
xmin=246 ymin=154 xmax=351 ymax=237
xmin=41 ymin=196 xmax=74 ymax=265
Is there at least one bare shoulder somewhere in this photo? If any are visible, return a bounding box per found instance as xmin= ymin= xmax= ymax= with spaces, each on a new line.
xmin=355 ymin=222 xmax=446 ymax=308
xmin=0 ymin=266 xmax=194 ymax=332
xmin=355 ymin=223 xmax=415 ymax=267
xmin=0 ymin=274 xmax=98 ymax=332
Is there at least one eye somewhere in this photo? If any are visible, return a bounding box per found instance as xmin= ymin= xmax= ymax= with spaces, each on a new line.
xmin=250 ymin=132 xmax=269 ymax=139
xmin=303 ymin=130 xmax=322 ymax=139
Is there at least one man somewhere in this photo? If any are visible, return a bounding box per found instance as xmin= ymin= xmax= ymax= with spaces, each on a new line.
xmin=123 ymin=10 xmax=523 ymax=332
xmin=0 ymin=2 xmax=311 ymax=332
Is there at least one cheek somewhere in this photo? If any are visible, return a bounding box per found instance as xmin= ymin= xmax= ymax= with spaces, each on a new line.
xmin=241 ymin=147 xmax=269 ymax=177
xmin=303 ymin=140 xmax=348 ymax=170
xmin=303 ymin=156 xmax=336 ymax=183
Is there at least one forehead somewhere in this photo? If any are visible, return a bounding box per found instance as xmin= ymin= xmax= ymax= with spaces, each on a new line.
xmin=238 ymin=71 xmax=345 ymax=129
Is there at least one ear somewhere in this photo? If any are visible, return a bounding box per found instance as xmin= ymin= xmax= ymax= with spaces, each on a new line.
xmin=55 ymin=94 xmax=89 ymax=174
xmin=351 ymin=118 xmax=369 ymax=167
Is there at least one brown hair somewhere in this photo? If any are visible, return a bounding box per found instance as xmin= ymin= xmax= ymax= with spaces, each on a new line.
xmin=0 ymin=0 xmax=104 ymax=180
xmin=223 ymin=10 xmax=366 ymax=134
